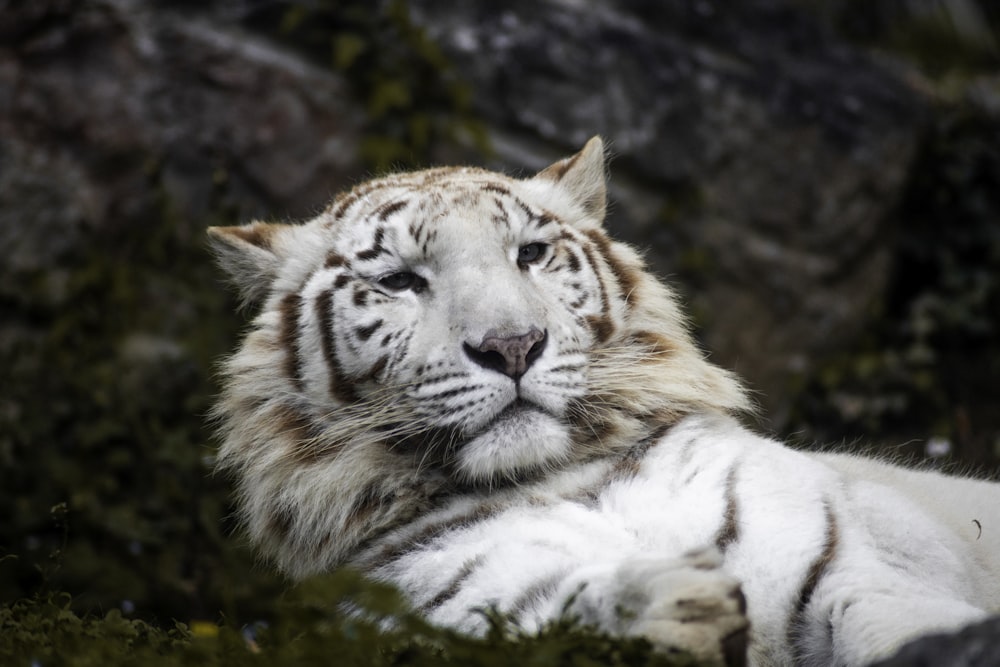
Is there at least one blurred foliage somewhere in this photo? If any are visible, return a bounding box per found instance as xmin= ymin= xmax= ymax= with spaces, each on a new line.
xmin=0 ymin=157 xmax=283 ymax=623
xmin=242 ymin=0 xmax=489 ymax=170
xmin=784 ymin=3 xmax=1000 ymax=471
xmin=787 ymin=106 xmax=1000 ymax=469
xmin=809 ymin=0 xmax=1000 ymax=77
xmin=1 ymin=571 xmax=701 ymax=667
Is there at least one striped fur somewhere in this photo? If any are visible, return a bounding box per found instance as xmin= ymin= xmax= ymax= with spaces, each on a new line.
xmin=210 ymin=138 xmax=1000 ymax=666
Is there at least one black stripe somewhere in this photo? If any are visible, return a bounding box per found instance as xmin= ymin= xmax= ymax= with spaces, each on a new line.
xmin=278 ymin=293 xmax=305 ymax=391
xmin=355 ymin=319 xmax=383 ymax=341
xmin=362 ymin=503 xmax=501 ymax=571
xmin=714 ymin=466 xmax=740 ymax=552
xmin=578 ymin=240 xmax=614 ymax=342
xmin=414 ymin=372 xmax=471 ymax=388
xmin=356 ymin=227 xmax=386 ymax=261
xmin=420 ymin=385 xmax=482 ymax=402
xmin=788 ymin=502 xmax=839 ymax=661
xmin=315 ymin=289 xmax=357 ymax=403
xmin=361 ymin=355 xmax=388 ymax=383
xmin=420 ymin=555 xmax=486 ymax=613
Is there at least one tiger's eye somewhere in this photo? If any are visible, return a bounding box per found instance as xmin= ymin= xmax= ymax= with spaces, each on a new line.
xmin=517 ymin=242 xmax=548 ymax=266
xmin=380 ymin=272 xmax=419 ymax=291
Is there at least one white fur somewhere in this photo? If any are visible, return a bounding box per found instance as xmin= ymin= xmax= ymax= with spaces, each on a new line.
xmin=210 ymin=137 xmax=1000 ymax=666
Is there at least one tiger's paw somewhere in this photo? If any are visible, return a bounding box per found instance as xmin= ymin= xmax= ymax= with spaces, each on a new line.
xmin=609 ymin=549 xmax=749 ymax=666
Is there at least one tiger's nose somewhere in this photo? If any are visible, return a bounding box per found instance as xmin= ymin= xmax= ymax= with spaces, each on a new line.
xmin=464 ymin=328 xmax=547 ymax=380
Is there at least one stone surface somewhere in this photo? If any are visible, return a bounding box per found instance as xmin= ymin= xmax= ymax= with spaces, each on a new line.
xmin=1 ymin=0 xmax=930 ymax=425
xmin=0 ymin=0 xmax=365 ymax=282
xmin=408 ymin=0 xmax=927 ymax=424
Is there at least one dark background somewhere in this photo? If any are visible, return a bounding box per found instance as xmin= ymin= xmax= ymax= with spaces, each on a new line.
xmin=1 ymin=0 xmax=998 ymax=629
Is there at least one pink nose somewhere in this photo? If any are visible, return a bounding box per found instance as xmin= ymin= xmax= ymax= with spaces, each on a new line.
xmin=464 ymin=328 xmax=547 ymax=379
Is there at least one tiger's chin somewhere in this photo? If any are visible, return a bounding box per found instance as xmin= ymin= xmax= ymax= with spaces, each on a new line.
xmin=454 ymin=403 xmax=572 ymax=484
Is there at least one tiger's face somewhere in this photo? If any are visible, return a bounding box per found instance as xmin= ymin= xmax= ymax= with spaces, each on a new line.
xmin=211 ymin=137 xmax=748 ymax=574
xmin=319 ymin=176 xmax=609 ymax=482
xmin=212 ymin=138 xmax=627 ymax=484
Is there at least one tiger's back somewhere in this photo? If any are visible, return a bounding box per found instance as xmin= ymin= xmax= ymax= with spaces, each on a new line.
xmin=210 ymin=138 xmax=999 ymax=666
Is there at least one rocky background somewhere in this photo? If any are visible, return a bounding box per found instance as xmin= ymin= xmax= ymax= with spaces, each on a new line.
xmin=1 ymin=0 xmax=998 ymax=662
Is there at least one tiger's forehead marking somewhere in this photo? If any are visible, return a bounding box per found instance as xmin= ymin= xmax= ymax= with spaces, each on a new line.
xmin=331 ymin=172 xmax=561 ymax=265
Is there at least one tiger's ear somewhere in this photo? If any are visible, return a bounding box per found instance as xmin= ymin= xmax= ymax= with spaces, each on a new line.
xmin=534 ymin=136 xmax=607 ymax=222
xmin=207 ymin=222 xmax=287 ymax=306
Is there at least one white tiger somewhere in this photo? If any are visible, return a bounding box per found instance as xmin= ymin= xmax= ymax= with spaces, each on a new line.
xmin=209 ymin=137 xmax=1000 ymax=666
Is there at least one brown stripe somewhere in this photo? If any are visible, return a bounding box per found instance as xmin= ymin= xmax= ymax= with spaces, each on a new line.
xmin=585 ymin=315 xmax=614 ymax=343
xmin=584 ymin=229 xmax=640 ymax=306
xmin=511 ymin=196 xmax=536 ymax=221
xmin=315 ymin=289 xmax=357 ymax=403
xmin=376 ymin=200 xmax=408 ymax=221
xmin=568 ymin=422 xmax=670 ymax=505
xmin=332 ymin=180 xmax=394 ymax=220
xmin=788 ymin=503 xmax=839 ymax=660
xmin=565 ymin=248 xmax=582 ymax=273
xmin=630 ymin=330 xmax=676 ymax=358
xmin=228 ymin=223 xmax=274 ymax=250
xmin=534 ymin=212 xmax=557 ymax=229
xmin=481 ymin=182 xmax=511 ymax=196
xmin=273 ymin=403 xmax=327 ymax=464
xmin=538 ymin=152 xmax=581 ymax=182
xmin=325 ymin=251 xmax=348 ymax=268
xmin=356 ymin=227 xmax=386 ymax=261
xmin=714 ymin=466 xmax=740 ymax=552
xmin=333 ymin=191 xmax=362 ymax=220
xmin=420 ymin=555 xmax=486 ymax=613
xmin=278 ymin=293 xmax=304 ymax=391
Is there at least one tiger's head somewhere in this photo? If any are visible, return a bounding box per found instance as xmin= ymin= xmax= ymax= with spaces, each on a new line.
xmin=210 ymin=137 xmax=748 ymax=576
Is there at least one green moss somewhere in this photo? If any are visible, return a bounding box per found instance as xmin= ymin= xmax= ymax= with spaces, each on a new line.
xmin=826 ymin=1 xmax=1000 ymax=79
xmin=260 ymin=0 xmax=490 ymax=171
xmin=1 ymin=574 xmax=705 ymax=667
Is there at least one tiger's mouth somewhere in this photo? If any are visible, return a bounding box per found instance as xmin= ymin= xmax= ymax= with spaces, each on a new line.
xmin=480 ymin=398 xmax=547 ymax=430
xmin=451 ymin=398 xmax=573 ymax=483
